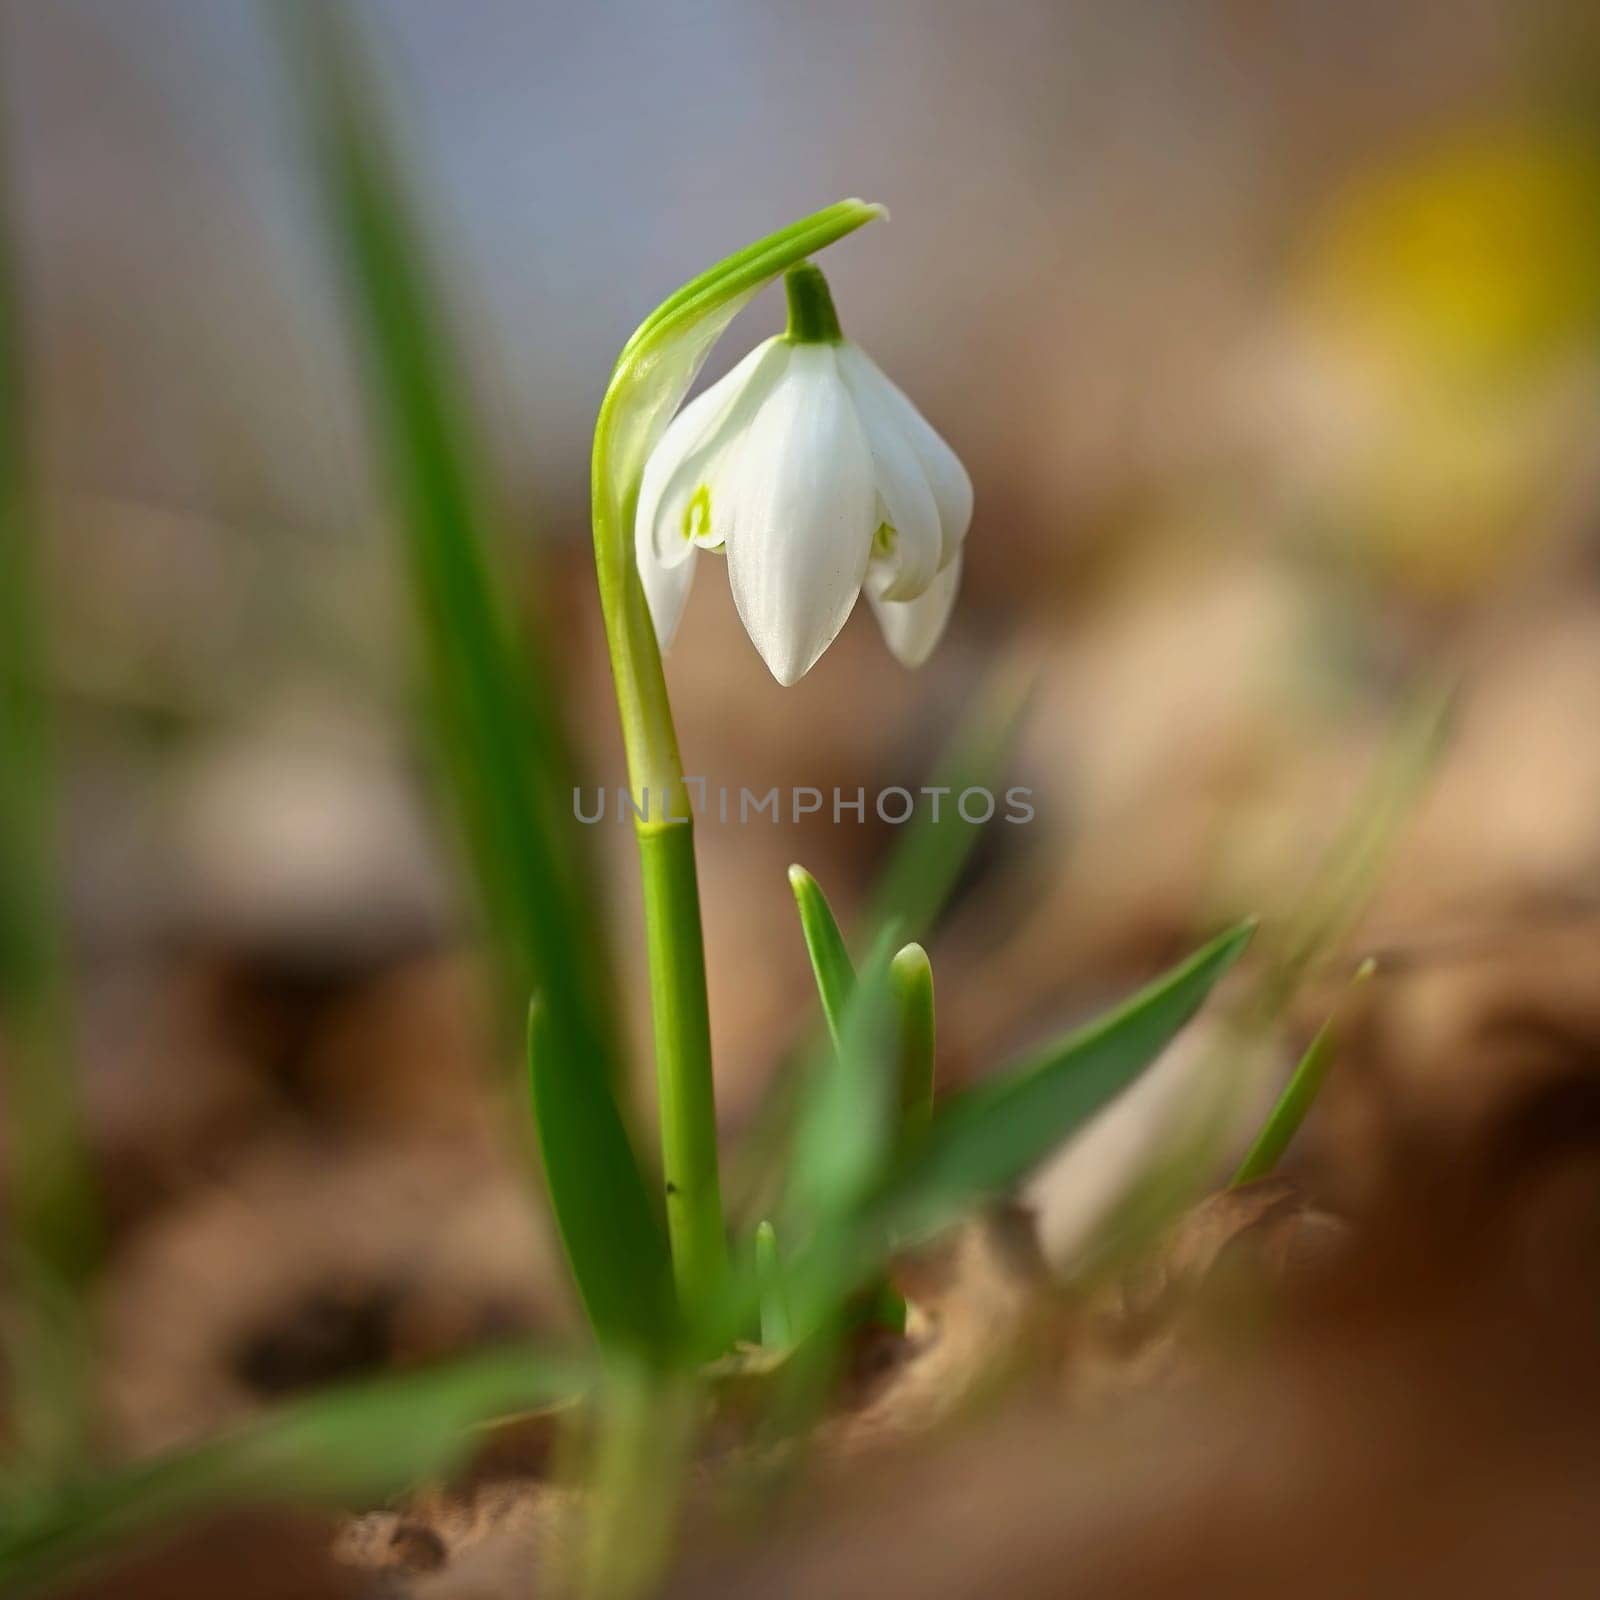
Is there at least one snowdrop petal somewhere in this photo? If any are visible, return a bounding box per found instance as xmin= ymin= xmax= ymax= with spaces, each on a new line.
xmin=869 ymin=550 xmax=962 ymax=668
xmin=636 ymin=339 xmax=786 ymax=569
xmin=842 ymin=359 xmax=941 ymax=602
xmin=838 ymin=344 xmax=973 ymax=567
xmin=726 ymin=346 xmax=877 ymax=685
xmin=636 ymin=530 xmax=698 ymax=652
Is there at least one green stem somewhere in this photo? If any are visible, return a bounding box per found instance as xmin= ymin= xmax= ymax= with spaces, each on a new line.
xmin=580 ymin=1366 xmax=693 ymax=1600
xmin=591 ymin=362 xmax=722 ymax=1322
xmin=637 ymin=819 xmax=723 ymax=1309
xmin=590 ymin=200 xmax=884 ymax=1317
xmin=782 ymin=263 xmax=843 ymax=344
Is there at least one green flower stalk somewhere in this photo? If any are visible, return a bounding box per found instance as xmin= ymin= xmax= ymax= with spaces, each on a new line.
xmin=591 ymin=201 xmax=889 ymax=1312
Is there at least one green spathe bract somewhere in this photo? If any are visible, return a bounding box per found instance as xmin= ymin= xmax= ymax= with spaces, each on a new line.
xmin=592 ymin=201 xmax=886 ymax=1317
xmin=782 ymin=263 xmax=845 ymax=344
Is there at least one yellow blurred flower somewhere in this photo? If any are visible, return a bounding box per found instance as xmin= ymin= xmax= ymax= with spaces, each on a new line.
xmin=1288 ymin=121 xmax=1600 ymax=598
xmin=1305 ymin=122 xmax=1600 ymax=383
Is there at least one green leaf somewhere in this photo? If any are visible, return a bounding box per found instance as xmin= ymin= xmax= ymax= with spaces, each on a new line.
xmin=876 ymin=920 xmax=1256 ymax=1241
xmin=787 ymin=864 xmax=856 ymax=1048
xmin=527 ymin=1000 xmax=675 ymax=1353
xmin=0 ymin=92 xmax=96 ymax=1478
xmin=782 ymin=926 xmax=901 ymax=1233
xmin=280 ymin=0 xmax=618 ymax=1054
xmin=890 ymin=942 xmax=936 ymax=1143
xmin=0 ymin=1344 xmax=589 ymax=1598
xmin=754 ymin=1221 xmax=792 ymax=1350
xmin=784 ymin=882 xmax=933 ymax=1339
xmin=280 ymin=3 xmax=667 ymax=1352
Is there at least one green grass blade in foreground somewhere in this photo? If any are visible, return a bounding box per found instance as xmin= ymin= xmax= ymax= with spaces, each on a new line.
xmin=788 ymin=864 xmax=855 ymax=1047
xmin=876 ymin=920 xmax=1256 ymax=1241
xmin=281 ymin=4 xmax=668 ymax=1350
xmin=755 ymin=929 xmax=901 ymax=1353
xmin=1232 ymin=958 xmax=1375 ymax=1186
xmin=0 ymin=1344 xmax=589 ymax=1598
xmin=578 ymin=1364 xmax=698 ymax=1600
xmin=528 ymin=1000 xmax=673 ymax=1350
xmin=0 ymin=95 xmax=96 ymax=1478
xmin=733 ymin=867 xmax=859 ymax=1215
xmin=281 ymin=0 xmax=615 ymax=1041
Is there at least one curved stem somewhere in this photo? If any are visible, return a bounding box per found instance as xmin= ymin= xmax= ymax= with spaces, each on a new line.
xmin=591 ymin=200 xmax=885 ymax=1317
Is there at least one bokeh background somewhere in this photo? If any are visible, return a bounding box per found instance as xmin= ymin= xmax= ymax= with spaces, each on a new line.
xmin=9 ymin=0 xmax=1600 ymax=1588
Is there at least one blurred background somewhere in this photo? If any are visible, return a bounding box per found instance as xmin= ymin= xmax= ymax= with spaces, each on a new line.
xmin=8 ymin=0 xmax=1600 ymax=1589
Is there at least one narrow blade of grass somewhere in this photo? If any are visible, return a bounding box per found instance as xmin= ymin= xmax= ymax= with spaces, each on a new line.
xmin=0 ymin=1344 xmax=589 ymax=1598
xmin=1232 ymin=957 xmax=1375 ymax=1186
xmin=787 ymin=864 xmax=855 ymax=1048
xmin=783 ymin=874 xmax=920 ymax=1336
xmin=527 ymin=999 xmax=673 ymax=1351
xmin=279 ymin=3 xmax=670 ymax=1352
xmin=0 ymin=84 xmax=96 ymax=1480
xmin=277 ymin=0 xmax=615 ymax=1044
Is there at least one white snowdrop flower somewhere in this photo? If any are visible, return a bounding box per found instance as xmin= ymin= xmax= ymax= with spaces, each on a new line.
xmin=634 ymin=263 xmax=973 ymax=685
